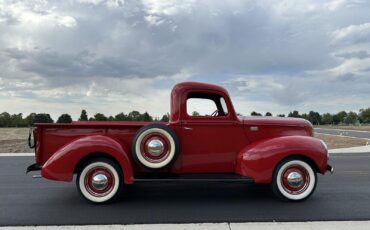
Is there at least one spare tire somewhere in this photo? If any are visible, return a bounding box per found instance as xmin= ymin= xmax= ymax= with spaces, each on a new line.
xmin=132 ymin=124 xmax=180 ymax=169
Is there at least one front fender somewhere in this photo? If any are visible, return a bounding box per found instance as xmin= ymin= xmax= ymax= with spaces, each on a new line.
xmin=41 ymin=135 xmax=134 ymax=184
xmin=235 ymin=136 xmax=328 ymax=183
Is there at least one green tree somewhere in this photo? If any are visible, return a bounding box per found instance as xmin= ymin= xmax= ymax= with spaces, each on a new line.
xmin=332 ymin=115 xmax=340 ymax=124
xmin=288 ymin=110 xmax=301 ymax=118
xmin=277 ymin=114 xmax=285 ymax=117
xmin=128 ymin=111 xmax=141 ymax=121
xmin=308 ymin=111 xmax=321 ymax=125
xmin=192 ymin=111 xmax=200 ymax=116
xmin=160 ymin=113 xmax=170 ymax=122
xmin=359 ymin=107 xmax=370 ymax=123
xmin=57 ymin=114 xmax=72 ymax=123
xmin=115 ymin=112 xmax=128 ymax=121
xmin=0 ymin=112 xmax=11 ymax=127
xmin=33 ymin=113 xmax=54 ymax=123
xmin=142 ymin=112 xmax=153 ymax=121
xmin=335 ymin=111 xmax=347 ymax=124
xmin=11 ymin=113 xmax=26 ymax=127
xmin=251 ymin=111 xmax=262 ymax=116
xmin=79 ymin=109 xmax=88 ymax=121
xmin=93 ymin=113 xmax=108 ymax=121
xmin=25 ymin=113 xmax=37 ymax=126
xmin=344 ymin=111 xmax=358 ymax=125
xmin=321 ymin=113 xmax=333 ymax=125
xmin=265 ymin=112 xmax=272 ymax=116
xmin=301 ymin=113 xmax=309 ymax=121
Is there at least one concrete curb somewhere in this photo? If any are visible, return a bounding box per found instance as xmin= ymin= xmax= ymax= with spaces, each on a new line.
xmin=0 ymin=153 xmax=34 ymax=157
xmin=329 ymin=145 xmax=370 ymax=154
xmin=1 ymin=221 xmax=370 ymax=230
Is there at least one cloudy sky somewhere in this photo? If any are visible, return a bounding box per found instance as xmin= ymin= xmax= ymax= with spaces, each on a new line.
xmin=1 ymin=0 xmax=370 ymax=120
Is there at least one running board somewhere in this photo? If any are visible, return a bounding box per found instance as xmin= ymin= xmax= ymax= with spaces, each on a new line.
xmin=134 ymin=173 xmax=254 ymax=183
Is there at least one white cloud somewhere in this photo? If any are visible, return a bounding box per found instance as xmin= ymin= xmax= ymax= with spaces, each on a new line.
xmin=329 ymin=58 xmax=370 ymax=76
xmin=144 ymin=15 xmax=165 ymax=26
xmin=142 ymin=0 xmax=195 ymax=16
xmin=0 ymin=1 xmax=77 ymax=28
xmin=331 ymin=22 xmax=370 ymax=44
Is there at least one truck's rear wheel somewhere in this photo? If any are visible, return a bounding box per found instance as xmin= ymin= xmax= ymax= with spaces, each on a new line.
xmin=272 ymin=158 xmax=317 ymax=201
xmin=132 ymin=124 xmax=179 ymax=169
xmin=77 ymin=158 xmax=122 ymax=204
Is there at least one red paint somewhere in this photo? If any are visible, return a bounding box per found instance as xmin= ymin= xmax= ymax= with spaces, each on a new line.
xmin=40 ymin=135 xmax=134 ymax=184
xmin=32 ymin=82 xmax=330 ymax=186
xmin=235 ymin=136 xmax=328 ymax=183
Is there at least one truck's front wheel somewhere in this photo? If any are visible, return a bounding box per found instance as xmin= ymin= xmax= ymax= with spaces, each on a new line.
xmin=272 ymin=158 xmax=317 ymax=201
xmin=76 ymin=158 xmax=123 ymax=204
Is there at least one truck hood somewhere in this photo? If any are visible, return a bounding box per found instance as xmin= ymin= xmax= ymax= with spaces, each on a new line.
xmin=239 ymin=116 xmax=313 ymax=141
xmin=240 ymin=116 xmax=312 ymax=128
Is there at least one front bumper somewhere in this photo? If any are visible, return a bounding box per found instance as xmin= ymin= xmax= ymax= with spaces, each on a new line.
xmin=327 ymin=164 xmax=334 ymax=174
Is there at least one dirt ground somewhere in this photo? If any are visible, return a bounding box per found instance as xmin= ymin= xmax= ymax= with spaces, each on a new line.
xmin=0 ymin=128 xmax=369 ymax=153
xmin=0 ymin=128 xmax=33 ymax=153
xmin=314 ymin=133 xmax=369 ymax=149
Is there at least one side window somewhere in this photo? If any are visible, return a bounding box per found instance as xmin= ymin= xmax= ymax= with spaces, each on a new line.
xmin=187 ymin=98 xmax=217 ymax=116
xmin=186 ymin=93 xmax=229 ymax=117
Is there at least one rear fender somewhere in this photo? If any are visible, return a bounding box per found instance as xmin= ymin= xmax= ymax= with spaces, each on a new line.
xmin=235 ymin=136 xmax=328 ymax=183
xmin=41 ymin=135 xmax=134 ymax=184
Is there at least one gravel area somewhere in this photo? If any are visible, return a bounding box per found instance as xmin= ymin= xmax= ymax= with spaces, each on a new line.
xmin=0 ymin=128 xmax=33 ymax=153
xmin=314 ymin=133 xmax=369 ymax=149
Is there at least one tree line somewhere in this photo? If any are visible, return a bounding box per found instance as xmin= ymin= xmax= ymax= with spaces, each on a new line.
xmin=1 ymin=107 xmax=370 ymax=127
xmin=250 ymin=107 xmax=370 ymax=125
xmin=0 ymin=110 xmax=170 ymax=127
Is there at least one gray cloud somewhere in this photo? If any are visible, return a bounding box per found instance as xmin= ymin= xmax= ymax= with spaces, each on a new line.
xmin=335 ymin=50 xmax=370 ymax=59
xmin=0 ymin=0 xmax=370 ymax=118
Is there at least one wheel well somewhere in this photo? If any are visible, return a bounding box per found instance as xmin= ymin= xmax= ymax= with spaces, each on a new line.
xmin=275 ymin=154 xmax=320 ymax=174
xmin=74 ymin=152 xmax=122 ymax=174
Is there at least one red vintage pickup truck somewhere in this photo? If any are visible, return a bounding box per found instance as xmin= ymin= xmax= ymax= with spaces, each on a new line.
xmin=27 ymin=82 xmax=332 ymax=203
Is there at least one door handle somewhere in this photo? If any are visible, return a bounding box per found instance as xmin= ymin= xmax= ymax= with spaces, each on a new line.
xmin=184 ymin=127 xmax=193 ymax=131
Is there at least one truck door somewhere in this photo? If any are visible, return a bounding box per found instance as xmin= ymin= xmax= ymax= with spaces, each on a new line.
xmin=179 ymin=91 xmax=246 ymax=173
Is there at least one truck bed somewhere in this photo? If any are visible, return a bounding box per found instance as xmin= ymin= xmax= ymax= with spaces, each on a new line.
xmin=32 ymin=121 xmax=160 ymax=166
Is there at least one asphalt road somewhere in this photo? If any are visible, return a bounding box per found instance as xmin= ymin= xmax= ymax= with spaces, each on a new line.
xmin=315 ymin=128 xmax=370 ymax=139
xmin=1 ymin=154 xmax=370 ymax=226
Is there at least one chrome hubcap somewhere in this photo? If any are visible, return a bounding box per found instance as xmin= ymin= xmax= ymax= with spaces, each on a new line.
xmin=147 ymin=139 xmax=164 ymax=156
xmin=92 ymin=174 xmax=108 ymax=190
xmin=287 ymin=171 xmax=304 ymax=188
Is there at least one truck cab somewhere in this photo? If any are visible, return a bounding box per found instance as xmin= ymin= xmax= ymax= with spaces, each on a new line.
xmin=170 ymin=82 xmax=247 ymax=173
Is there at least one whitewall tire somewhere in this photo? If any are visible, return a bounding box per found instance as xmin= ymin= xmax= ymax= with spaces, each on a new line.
xmin=272 ymin=158 xmax=317 ymax=201
xmin=77 ymin=159 xmax=122 ymax=203
xmin=132 ymin=124 xmax=179 ymax=169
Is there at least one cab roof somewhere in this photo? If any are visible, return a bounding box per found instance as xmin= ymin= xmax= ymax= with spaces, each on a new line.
xmin=171 ymin=82 xmax=229 ymax=95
